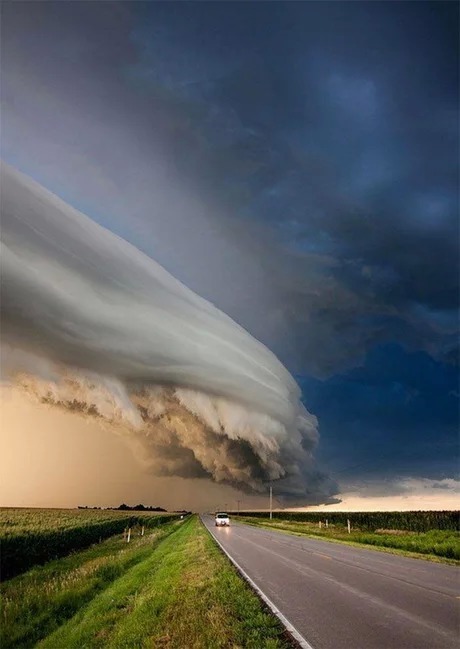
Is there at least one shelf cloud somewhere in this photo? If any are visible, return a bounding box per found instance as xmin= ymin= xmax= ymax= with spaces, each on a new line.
xmin=1 ymin=163 xmax=337 ymax=503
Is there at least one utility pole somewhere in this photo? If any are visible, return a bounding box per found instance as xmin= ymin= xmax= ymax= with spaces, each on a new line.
xmin=269 ymin=485 xmax=273 ymax=520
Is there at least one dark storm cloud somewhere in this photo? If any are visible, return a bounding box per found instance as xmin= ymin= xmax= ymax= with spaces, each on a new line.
xmin=2 ymin=1 xmax=457 ymax=377
xmin=1 ymin=1 xmax=458 ymax=493
xmin=299 ymin=344 xmax=459 ymax=484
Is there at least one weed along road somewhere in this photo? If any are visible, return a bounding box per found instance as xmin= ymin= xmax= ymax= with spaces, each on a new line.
xmin=202 ymin=515 xmax=460 ymax=649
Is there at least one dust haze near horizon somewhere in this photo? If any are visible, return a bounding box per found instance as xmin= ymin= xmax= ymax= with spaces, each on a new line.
xmin=0 ymin=386 xmax=271 ymax=512
xmin=1 ymin=386 xmax=458 ymax=512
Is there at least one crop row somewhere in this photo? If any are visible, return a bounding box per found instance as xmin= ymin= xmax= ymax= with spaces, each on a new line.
xmin=0 ymin=513 xmax=178 ymax=580
xmin=232 ymin=510 xmax=460 ymax=532
xmin=0 ymin=507 xmax=168 ymax=536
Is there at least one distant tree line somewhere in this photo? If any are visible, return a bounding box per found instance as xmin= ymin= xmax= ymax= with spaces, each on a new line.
xmin=78 ymin=504 xmax=167 ymax=512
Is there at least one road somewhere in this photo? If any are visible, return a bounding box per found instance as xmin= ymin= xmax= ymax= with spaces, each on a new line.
xmin=202 ymin=516 xmax=459 ymax=649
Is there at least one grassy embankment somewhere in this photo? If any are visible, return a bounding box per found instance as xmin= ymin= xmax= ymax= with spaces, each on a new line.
xmin=236 ymin=515 xmax=460 ymax=563
xmin=0 ymin=519 xmax=180 ymax=648
xmin=2 ymin=516 xmax=290 ymax=649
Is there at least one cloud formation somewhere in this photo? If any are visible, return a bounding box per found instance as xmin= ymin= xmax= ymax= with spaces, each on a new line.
xmin=1 ymin=2 xmax=457 ymax=498
xmin=2 ymin=2 xmax=457 ymax=381
xmin=1 ymin=163 xmax=336 ymax=503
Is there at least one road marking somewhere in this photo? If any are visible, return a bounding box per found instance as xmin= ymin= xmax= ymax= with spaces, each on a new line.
xmin=213 ymin=518 xmax=460 ymax=642
xmin=202 ymin=517 xmax=315 ymax=649
xmin=314 ymin=552 xmax=332 ymax=560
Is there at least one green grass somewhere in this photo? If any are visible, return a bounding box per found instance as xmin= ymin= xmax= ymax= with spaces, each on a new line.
xmin=37 ymin=516 xmax=289 ymax=649
xmin=237 ymin=516 xmax=460 ymax=564
xmin=0 ymin=521 xmax=180 ymax=648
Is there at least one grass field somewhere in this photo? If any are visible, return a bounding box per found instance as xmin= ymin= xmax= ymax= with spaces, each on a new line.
xmin=0 ymin=519 xmax=179 ymax=648
xmin=0 ymin=508 xmax=177 ymax=579
xmin=236 ymin=515 xmax=460 ymax=563
xmin=1 ymin=515 xmax=290 ymax=649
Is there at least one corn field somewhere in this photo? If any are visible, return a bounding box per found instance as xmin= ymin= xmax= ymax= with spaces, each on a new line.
xmin=0 ymin=508 xmax=178 ymax=580
xmin=232 ymin=510 xmax=460 ymax=532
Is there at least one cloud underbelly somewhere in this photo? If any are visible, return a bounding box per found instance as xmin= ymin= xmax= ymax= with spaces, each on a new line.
xmin=1 ymin=163 xmax=336 ymax=501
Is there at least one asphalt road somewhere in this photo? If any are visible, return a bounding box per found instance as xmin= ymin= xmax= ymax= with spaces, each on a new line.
xmin=202 ymin=516 xmax=460 ymax=649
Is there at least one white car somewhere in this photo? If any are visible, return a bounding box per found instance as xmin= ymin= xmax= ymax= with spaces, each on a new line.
xmin=215 ymin=512 xmax=230 ymax=526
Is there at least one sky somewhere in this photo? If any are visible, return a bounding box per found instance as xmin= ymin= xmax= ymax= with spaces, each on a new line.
xmin=1 ymin=1 xmax=458 ymax=510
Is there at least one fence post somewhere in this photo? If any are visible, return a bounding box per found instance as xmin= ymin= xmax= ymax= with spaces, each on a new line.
xmin=325 ymin=519 xmax=328 ymax=528
xmin=141 ymin=525 xmax=145 ymax=536
xmin=319 ymin=521 xmax=322 ymax=529
xmin=347 ymin=519 xmax=351 ymax=534
xmin=127 ymin=528 xmax=131 ymax=543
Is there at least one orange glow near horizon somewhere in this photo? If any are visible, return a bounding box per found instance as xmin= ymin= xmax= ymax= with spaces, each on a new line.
xmin=0 ymin=387 xmax=264 ymax=511
xmin=1 ymin=386 xmax=458 ymax=512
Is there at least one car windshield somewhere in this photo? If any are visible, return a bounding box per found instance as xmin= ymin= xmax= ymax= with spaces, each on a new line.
xmin=216 ymin=513 xmax=228 ymax=518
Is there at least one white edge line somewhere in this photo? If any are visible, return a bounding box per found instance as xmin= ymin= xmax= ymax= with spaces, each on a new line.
xmin=201 ymin=516 xmax=315 ymax=649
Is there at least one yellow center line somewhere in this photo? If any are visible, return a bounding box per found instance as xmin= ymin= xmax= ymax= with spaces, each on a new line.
xmin=314 ymin=552 xmax=332 ymax=560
